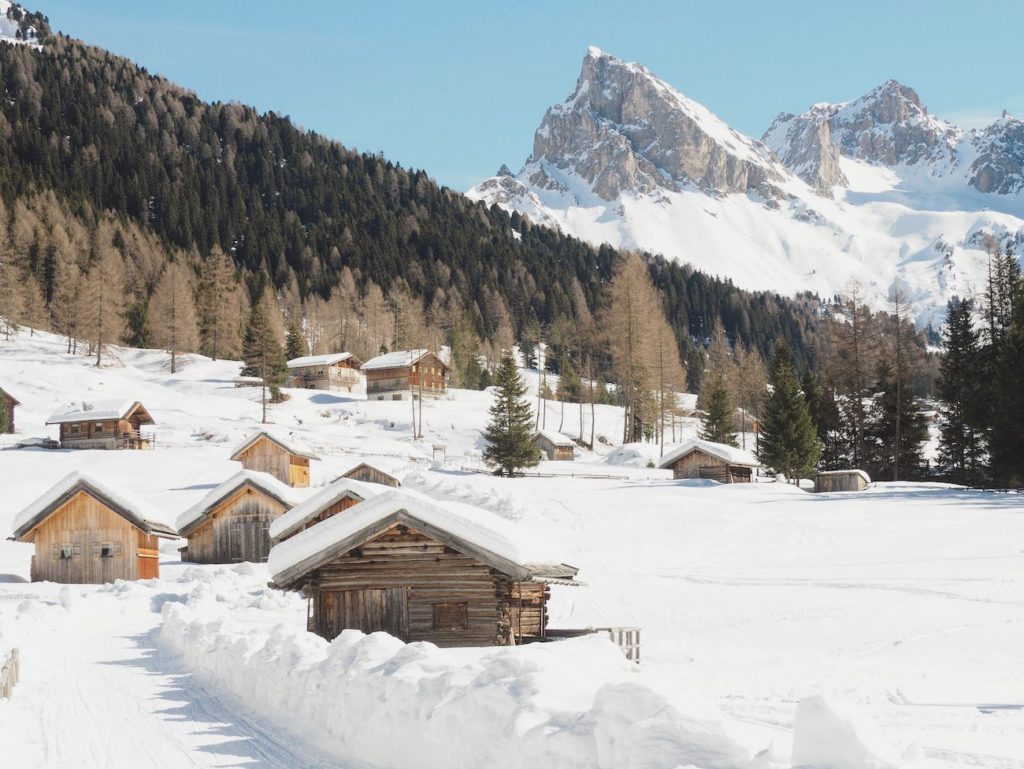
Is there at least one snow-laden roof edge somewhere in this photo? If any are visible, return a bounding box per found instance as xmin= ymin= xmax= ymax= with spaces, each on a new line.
xmin=335 ymin=458 xmax=406 ymax=482
xmin=534 ymin=429 xmax=575 ymax=448
xmin=176 ymin=470 xmax=311 ymax=536
xmin=268 ymin=488 xmax=576 ymax=587
xmin=362 ymin=349 xmax=445 ymax=371
xmin=46 ymin=399 xmax=152 ymax=425
xmin=658 ymin=439 xmax=761 ymax=470
xmin=230 ymin=430 xmax=320 ymax=461
xmin=268 ymin=476 xmax=388 ymax=541
xmin=287 ymin=352 xmax=357 ymax=369
xmin=11 ymin=471 xmax=177 ymax=539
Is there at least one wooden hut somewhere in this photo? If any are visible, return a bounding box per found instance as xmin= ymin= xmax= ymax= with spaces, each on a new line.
xmin=814 ymin=469 xmax=871 ymax=493
xmin=269 ymin=477 xmax=387 ymax=542
xmin=658 ymin=439 xmax=761 ymax=483
xmin=0 ymin=386 xmax=19 ymax=433
xmin=286 ymin=353 xmax=363 ymax=393
xmin=268 ymin=490 xmax=579 ymax=647
xmin=362 ymin=349 xmax=448 ymax=401
xmin=46 ymin=400 xmax=155 ymax=450
xmin=230 ymin=431 xmax=320 ymax=487
xmin=177 ymin=471 xmax=309 ymax=563
xmin=337 ymin=461 xmax=402 ymax=488
xmin=10 ymin=472 xmax=177 ymax=583
xmin=533 ymin=430 xmax=575 ymax=461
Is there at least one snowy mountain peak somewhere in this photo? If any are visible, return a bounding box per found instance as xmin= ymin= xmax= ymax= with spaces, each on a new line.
xmin=0 ymin=2 xmax=46 ymax=46
xmin=522 ymin=48 xmax=788 ymax=202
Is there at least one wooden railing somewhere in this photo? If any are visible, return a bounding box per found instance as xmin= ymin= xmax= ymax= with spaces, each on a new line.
xmin=1 ymin=648 xmax=20 ymax=699
xmin=546 ymin=627 xmax=641 ymax=663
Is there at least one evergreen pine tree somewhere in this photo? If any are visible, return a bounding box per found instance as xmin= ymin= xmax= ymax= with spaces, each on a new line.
xmin=285 ymin=321 xmax=308 ymax=360
xmin=699 ymin=377 xmax=738 ymax=447
xmin=936 ymin=298 xmax=987 ymax=483
xmin=758 ymin=340 xmax=821 ymax=483
xmin=241 ymin=298 xmax=288 ymax=421
xmin=482 ymin=351 xmax=540 ymax=476
xmin=865 ymin=359 xmax=928 ymax=480
xmin=0 ymin=390 xmax=9 ymax=434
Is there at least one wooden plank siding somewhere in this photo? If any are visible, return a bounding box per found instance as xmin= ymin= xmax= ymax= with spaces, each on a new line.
xmin=288 ymin=360 xmax=362 ymax=392
xmin=25 ymin=490 xmax=160 ymax=583
xmin=304 ymin=523 xmax=548 ymax=648
xmin=181 ymin=486 xmax=288 ymax=564
xmin=665 ymin=449 xmax=753 ymax=483
xmin=342 ymin=464 xmax=401 ymax=487
xmin=58 ymin=416 xmax=152 ymax=450
xmin=364 ymin=353 xmax=447 ymax=400
xmin=235 ymin=435 xmax=310 ymax=487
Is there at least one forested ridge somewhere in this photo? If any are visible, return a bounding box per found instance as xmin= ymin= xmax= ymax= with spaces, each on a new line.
xmin=0 ymin=27 xmax=825 ymax=371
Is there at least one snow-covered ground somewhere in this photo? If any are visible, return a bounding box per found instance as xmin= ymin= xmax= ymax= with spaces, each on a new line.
xmin=1 ymin=331 xmax=1022 ymax=769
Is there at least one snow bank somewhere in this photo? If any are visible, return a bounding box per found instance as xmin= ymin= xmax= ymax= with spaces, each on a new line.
xmin=791 ymin=695 xmax=913 ymax=769
xmin=160 ymin=591 xmax=755 ymax=769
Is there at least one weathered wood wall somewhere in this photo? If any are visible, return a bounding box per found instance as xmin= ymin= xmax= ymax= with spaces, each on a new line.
xmin=236 ymin=437 xmax=310 ymax=487
xmin=59 ymin=414 xmax=150 ymax=449
xmin=305 ymin=523 xmax=546 ymax=648
xmin=815 ymin=473 xmax=869 ymax=492
xmin=365 ymin=353 xmax=447 ymax=399
xmin=27 ymin=490 xmax=158 ymax=583
xmin=534 ymin=436 xmax=573 ymax=461
xmin=344 ymin=465 xmax=400 ymax=487
xmin=182 ymin=487 xmax=287 ymax=563
xmin=289 ymin=360 xmax=362 ymax=392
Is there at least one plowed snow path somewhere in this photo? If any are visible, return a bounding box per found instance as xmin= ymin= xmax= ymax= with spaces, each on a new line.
xmin=0 ymin=589 xmax=349 ymax=769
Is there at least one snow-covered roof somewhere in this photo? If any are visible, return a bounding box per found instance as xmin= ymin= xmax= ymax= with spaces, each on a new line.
xmin=46 ymin=399 xmax=153 ymax=425
xmin=658 ymin=439 xmax=761 ymax=470
xmin=361 ymin=349 xmax=441 ymax=371
xmin=534 ymin=429 xmax=575 ymax=448
xmin=176 ymin=470 xmax=312 ymax=536
xmin=269 ymin=488 xmax=577 ymax=588
xmin=11 ymin=471 xmax=176 ymax=539
xmin=334 ymin=457 xmax=406 ymax=483
xmin=268 ymin=477 xmax=388 ymax=541
xmin=230 ymin=430 xmax=320 ymax=461
xmin=816 ymin=469 xmax=872 ymax=483
xmin=286 ymin=353 xmax=356 ymax=369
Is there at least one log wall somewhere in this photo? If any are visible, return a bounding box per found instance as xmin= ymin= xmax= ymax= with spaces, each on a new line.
xmin=236 ymin=436 xmax=310 ymax=487
xmin=344 ymin=465 xmax=400 ymax=487
xmin=182 ymin=487 xmax=287 ymax=563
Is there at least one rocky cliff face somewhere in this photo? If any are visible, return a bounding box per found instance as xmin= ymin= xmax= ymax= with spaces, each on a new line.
xmin=524 ymin=47 xmax=787 ymax=201
xmin=763 ymin=107 xmax=847 ymax=197
xmin=970 ymin=114 xmax=1024 ymax=195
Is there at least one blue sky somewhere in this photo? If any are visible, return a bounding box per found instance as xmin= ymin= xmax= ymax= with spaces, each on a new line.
xmin=38 ymin=0 xmax=1024 ymax=190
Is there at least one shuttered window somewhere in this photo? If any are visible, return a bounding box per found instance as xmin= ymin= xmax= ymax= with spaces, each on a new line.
xmin=432 ymin=602 xmax=468 ymax=631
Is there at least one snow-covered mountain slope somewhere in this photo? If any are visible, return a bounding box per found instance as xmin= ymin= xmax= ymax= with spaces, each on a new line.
xmin=0 ymin=1 xmax=43 ymax=46
xmin=469 ymin=49 xmax=1024 ymax=327
xmin=1 ymin=333 xmax=1023 ymax=768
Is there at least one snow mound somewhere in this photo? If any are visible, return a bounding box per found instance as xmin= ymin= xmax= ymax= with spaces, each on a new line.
xmin=792 ymin=695 xmax=913 ymax=769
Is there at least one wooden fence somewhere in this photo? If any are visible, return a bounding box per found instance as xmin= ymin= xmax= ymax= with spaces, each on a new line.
xmin=459 ymin=465 xmax=666 ymax=482
xmin=1 ymin=648 xmax=19 ymax=699
xmin=546 ymin=627 xmax=641 ymax=663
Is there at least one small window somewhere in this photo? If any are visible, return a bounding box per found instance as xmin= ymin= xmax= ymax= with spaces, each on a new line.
xmin=59 ymin=544 xmax=73 ymax=560
xmin=433 ymin=602 xmax=468 ymax=631
xmin=70 ymin=424 xmax=79 ymax=433
xmin=95 ymin=423 xmax=104 ymax=431
xmin=100 ymin=543 xmax=115 ymax=558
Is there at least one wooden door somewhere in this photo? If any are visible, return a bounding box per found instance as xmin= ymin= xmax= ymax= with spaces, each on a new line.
xmin=319 ymin=588 xmax=408 ymax=641
xmin=229 ymin=523 xmax=243 ymax=562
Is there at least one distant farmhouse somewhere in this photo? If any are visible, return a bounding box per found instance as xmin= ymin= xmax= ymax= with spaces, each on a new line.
xmin=47 ymin=400 xmax=155 ymax=450
xmin=231 ymin=430 xmax=320 ymax=487
xmin=533 ymin=430 xmax=575 ymax=461
xmin=11 ymin=472 xmax=177 ymax=583
xmin=177 ymin=471 xmax=309 ymax=563
xmin=658 ymin=439 xmax=761 ymax=484
xmin=0 ymin=386 xmax=19 ymax=433
xmin=362 ymin=349 xmax=447 ymax=401
xmin=269 ymin=490 xmax=579 ymax=647
xmin=269 ymin=477 xmax=387 ymax=542
xmin=336 ymin=460 xmax=403 ymax=488
xmin=814 ymin=469 xmax=871 ymax=493
xmin=286 ymin=353 xmax=362 ymax=393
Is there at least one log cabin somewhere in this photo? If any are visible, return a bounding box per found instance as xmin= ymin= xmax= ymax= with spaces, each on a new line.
xmin=533 ymin=430 xmax=575 ymax=461
xmin=362 ymin=349 xmax=448 ymax=401
xmin=814 ymin=469 xmax=871 ymax=493
xmin=230 ymin=430 xmax=320 ymax=487
xmin=46 ymin=400 xmax=155 ymax=450
xmin=268 ymin=489 xmax=579 ymax=648
xmin=336 ymin=460 xmax=403 ymax=488
xmin=658 ymin=439 xmax=761 ymax=483
xmin=176 ymin=471 xmax=310 ymax=563
xmin=0 ymin=386 xmax=19 ymax=433
xmin=10 ymin=472 xmax=177 ymax=583
xmin=286 ymin=353 xmax=363 ymax=393
xmin=269 ymin=477 xmax=387 ymax=542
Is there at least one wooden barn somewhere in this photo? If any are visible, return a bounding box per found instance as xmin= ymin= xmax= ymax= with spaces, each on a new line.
xmin=0 ymin=386 xmax=19 ymax=433
xmin=286 ymin=353 xmax=362 ymax=393
xmin=362 ymin=349 xmax=448 ymax=401
xmin=533 ymin=429 xmax=575 ymax=461
xmin=268 ymin=490 xmax=579 ymax=647
xmin=230 ymin=431 xmax=320 ymax=487
xmin=658 ymin=439 xmax=761 ymax=483
xmin=46 ymin=400 xmax=155 ymax=450
xmin=336 ymin=460 xmax=403 ymax=488
xmin=176 ymin=471 xmax=309 ymax=563
xmin=814 ymin=469 xmax=871 ymax=493
xmin=269 ymin=477 xmax=387 ymax=542
xmin=10 ymin=472 xmax=177 ymax=583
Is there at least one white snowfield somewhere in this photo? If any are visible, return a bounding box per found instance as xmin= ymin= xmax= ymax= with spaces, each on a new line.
xmin=1 ymin=331 xmax=1022 ymax=769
